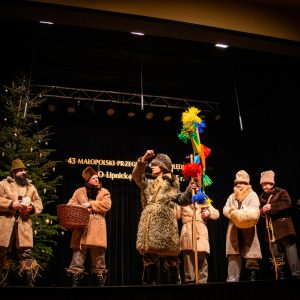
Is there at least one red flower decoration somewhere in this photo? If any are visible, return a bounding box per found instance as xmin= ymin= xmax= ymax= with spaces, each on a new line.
xmin=182 ymin=163 xmax=202 ymax=178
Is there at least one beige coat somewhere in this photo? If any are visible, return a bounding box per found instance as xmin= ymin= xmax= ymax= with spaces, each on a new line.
xmin=178 ymin=203 xmax=219 ymax=253
xmin=0 ymin=177 xmax=43 ymax=248
xmin=223 ymin=185 xmax=262 ymax=258
xmin=67 ymin=186 xmax=111 ymax=250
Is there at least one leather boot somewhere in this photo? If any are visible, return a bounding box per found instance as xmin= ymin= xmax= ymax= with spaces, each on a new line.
xmin=92 ymin=269 xmax=108 ymax=287
xmin=0 ymin=251 xmax=9 ymax=287
xmin=142 ymin=264 xmax=159 ymax=285
xmin=247 ymin=269 xmax=257 ymax=281
xmin=0 ymin=270 xmax=9 ymax=287
xmin=279 ymin=271 xmax=288 ymax=280
xmin=23 ymin=270 xmax=34 ymax=287
xmin=165 ymin=266 xmax=181 ymax=284
xmin=66 ymin=269 xmax=84 ymax=287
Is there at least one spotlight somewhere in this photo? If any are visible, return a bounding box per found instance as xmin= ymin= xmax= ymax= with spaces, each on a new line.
xmin=48 ymin=104 xmax=56 ymax=112
xmin=67 ymin=106 xmax=76 ymax=114
xmin=214 ymin=114 xmax=221 ymax=121
xmin=106 ymin=108 xmax=115 ymax=116
xmin=163 ymin=114 xmax=172 ymax=122
xmin=145 ymin=112 xmax=154 ymax=120
xmin=127 ymin=111 xmax=136 ymax=117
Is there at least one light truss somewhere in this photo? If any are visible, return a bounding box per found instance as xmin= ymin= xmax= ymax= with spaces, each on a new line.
xmin=30 ymin=84 xmax=219 ymax=112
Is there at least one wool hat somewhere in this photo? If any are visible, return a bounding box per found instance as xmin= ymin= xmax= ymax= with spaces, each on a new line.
xmin=150 ymin=153 xmax=173 ymax=173
xmin=10 ymin=159 xmax=26 ymax=172
xmin=234 ymin=170 xmax=250 ymax=184
xmin=260 ymin=170 xmax=275 ymax=184
xmin=82 ymin=166 xmax=98 ymax=182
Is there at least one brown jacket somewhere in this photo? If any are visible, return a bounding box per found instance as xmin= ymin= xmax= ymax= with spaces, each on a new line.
xmin=0 ymin=177 xmax=43 ymax=248
xmin=259 ymin=187 xmax=296 ymax=241
xmin=67 ymin=186 xmax=111 ymax=250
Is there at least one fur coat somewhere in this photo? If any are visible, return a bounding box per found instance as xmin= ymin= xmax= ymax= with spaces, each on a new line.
xmin=132 ymin=160 xmax=189 ymax=256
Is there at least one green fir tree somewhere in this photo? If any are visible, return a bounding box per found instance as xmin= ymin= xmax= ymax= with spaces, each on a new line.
xmin=0 ymin=77 xmax=64 ymax=271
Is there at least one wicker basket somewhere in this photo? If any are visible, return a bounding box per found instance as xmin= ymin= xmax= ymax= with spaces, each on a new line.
xmin=56 ymin=204 xmax=90 ymax=229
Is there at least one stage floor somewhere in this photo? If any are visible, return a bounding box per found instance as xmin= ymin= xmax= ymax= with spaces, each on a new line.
xmin=2 ymin=279 xmax=300 ymax=300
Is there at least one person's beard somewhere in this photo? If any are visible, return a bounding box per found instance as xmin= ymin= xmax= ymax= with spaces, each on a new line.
xmin=86 ymin=183 xmax=100 ymax=200
xmin=14 ymin=174 xmax=29 ymax=187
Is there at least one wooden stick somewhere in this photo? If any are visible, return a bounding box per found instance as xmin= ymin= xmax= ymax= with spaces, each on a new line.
xmin=190 ymin=154 xmax=199 ymax=284
xmin=265 ymin=195 xmax=279 ymax=280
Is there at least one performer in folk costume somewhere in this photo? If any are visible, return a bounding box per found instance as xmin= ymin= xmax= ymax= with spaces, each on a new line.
xmin=132 ymin=150 xmax=195 ymax=285
xmin=178 ymin=106 xmax=217 ymax=284
xmin=177 ymin=201 xmax=219 ymax=283
xmin=0 ymin=159 xmax=43 ymax=287
xmin=66 ymin=166 xmax=111 ymax=287
xmin=223 ymin=170 xmax=262 ymax=282
xmin=259 ymin=170 xmax=300 ymax=280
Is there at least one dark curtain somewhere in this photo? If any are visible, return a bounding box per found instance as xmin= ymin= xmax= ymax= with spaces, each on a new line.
xmin=42 ymin=75 xmax=300 ymax=286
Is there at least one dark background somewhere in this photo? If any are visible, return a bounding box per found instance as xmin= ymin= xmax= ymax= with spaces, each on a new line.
xmin=1 ymin=3 xmax=300 ymax=286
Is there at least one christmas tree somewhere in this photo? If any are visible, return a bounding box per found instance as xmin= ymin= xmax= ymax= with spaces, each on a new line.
xmin=0 ymin=77 xmax=63 ymax=273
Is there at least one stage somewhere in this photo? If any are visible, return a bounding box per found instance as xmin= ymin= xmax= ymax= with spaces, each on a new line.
xmin=2 ymin=279 xmax=299 ymax=300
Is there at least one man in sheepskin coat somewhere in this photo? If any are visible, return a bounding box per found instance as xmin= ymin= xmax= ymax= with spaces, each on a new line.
xmin=0 ymin=159 xmax=43 ymax=287
xmin=259 ymin=170 xmax=300 ymax=279
xmin=66 ymin=166 xmax=111 ymax=287
xmin=132 ymin=149 xmax=194 ymax=285
xmin=223 ymin=170 xmax=262 ymax=282
xmin=177 ymin=202 xmax=219 ymax=284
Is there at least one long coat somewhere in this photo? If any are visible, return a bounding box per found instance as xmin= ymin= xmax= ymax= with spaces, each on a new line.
xmin=0 ymin=177 xmax=43 ymax=248
xmin=67 ymin=186 xmax=111 ymax=250
xmin=178 ymin=203 xmax=219 ymax=254
xmin=223 ymin=185 xmax=262 ymax=259
xmin=259 ymin=187 xmax=296 ymax=241
xmin=132 ymin=160 xmax=184 ymax=256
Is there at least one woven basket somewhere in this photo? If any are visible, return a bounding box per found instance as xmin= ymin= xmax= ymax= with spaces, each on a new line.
xmin=57 ymin=204 xmax=90 ymax=229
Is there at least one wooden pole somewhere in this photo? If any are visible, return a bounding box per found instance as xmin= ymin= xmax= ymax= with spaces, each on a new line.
xmin=265 ymin=195 xmax=279 ymax=280
xmin=190 ymin=154 xmax=199 ymax=284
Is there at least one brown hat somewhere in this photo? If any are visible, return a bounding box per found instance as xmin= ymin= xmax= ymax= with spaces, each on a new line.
xmin=260 ymin=170 xmax=275 ymax=184
xmin=150 ymin=153 xmax=173 ymax=173
xmin=234 ymin=170 xmax=250 ymax=184
xmin=82 ymin=166 xmax=97 ymax=182
xmin=10 ymin=159 xmax=26 ymax=172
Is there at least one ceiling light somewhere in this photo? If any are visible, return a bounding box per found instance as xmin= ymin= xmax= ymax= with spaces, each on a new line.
xmin=215 ymin=43 xmax=228 ymax=48
xmin=39 ymin=21 xmax=54 ymax=25
xmin=127 ymin=111 xmax=135 ymax=117
xmin=131 ymin=31 xmax=145 ymax=36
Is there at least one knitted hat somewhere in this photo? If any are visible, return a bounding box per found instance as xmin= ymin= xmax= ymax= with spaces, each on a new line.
xmin=10 ymin=159 xmax=26 ymax=172
xmin=234 ymin=170 xmax=250 ymax=184
xmin=150 ymin=153 xmax=173 ymax=173
xmin=260 ymin=170 xmax=275 ymax=184
xmin=82 ymin=166 xmax=98 ymax=182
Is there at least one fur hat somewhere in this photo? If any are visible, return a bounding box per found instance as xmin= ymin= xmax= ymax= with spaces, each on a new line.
xmin=82 ymin=166 xmax=97 ymax=182
xmin=10 ymin=159 xmax=26 ymax=172
xmin=234 ymin=170 xmax=250 ymax=184
xmin=150 ymin=153 xmax=173 ymax=173
xmin=260 ymin=170 xmax=275 ymax=184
